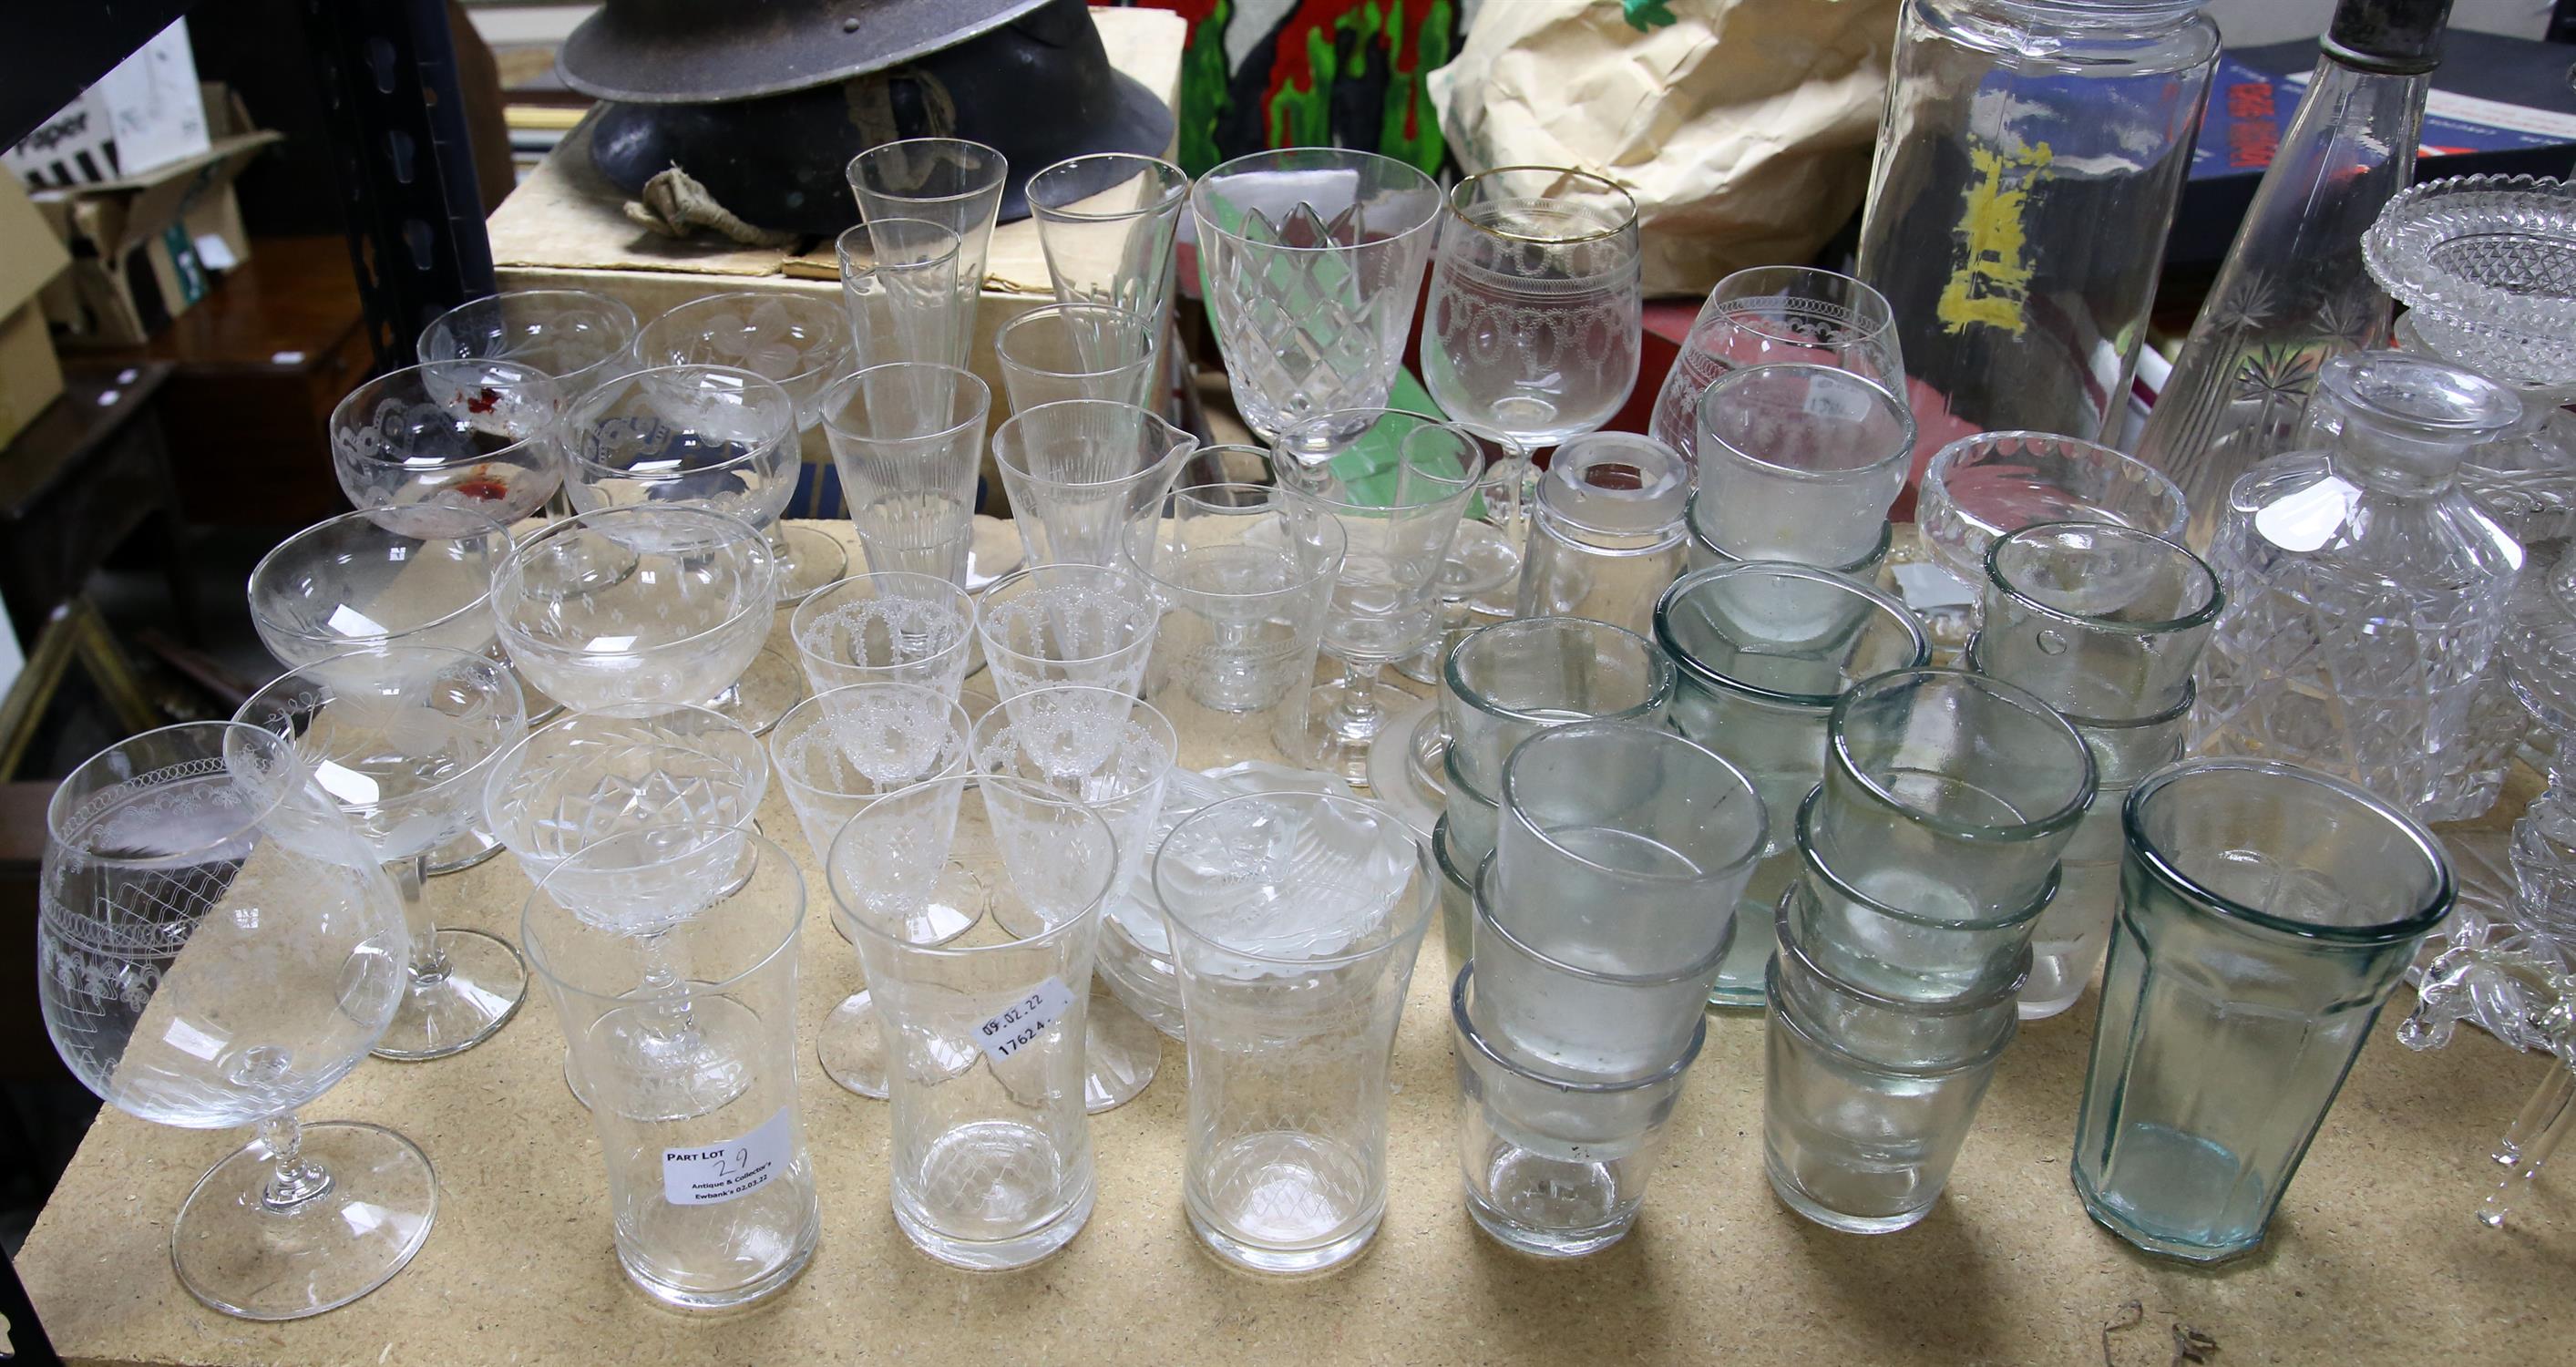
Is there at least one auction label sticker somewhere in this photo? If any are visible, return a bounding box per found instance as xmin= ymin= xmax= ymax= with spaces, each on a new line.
xmin=662 ymin=1106 xmax=794 ymax=1206
xmin=973 ymin=976 xmax=1078 ymax=1065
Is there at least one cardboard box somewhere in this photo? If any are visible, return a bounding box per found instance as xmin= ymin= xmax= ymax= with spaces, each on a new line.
xmin=7 ymin=20 xmax=211 ymax=190
xmin=0 ymin=177 xmax=71 ymax=448
xmin=32 ymin=85 xmax=278 ymax=348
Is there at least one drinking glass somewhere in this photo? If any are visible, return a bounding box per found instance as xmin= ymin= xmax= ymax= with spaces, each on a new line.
xmin=1422 ymin=167 xmax=1643 ymax=446
xmin=1452 ymin=963 xmax=1701 ymax=1259
xmin=970 ymin=686 xmax=1175 ymax=1113
xmin=522 ymin=826 xmax=819 ymax=1308
xmin=1512 ymin=432 xmax=1691 ymax=634
xmin=829 ymin=776 xmax=1116 ymax=1269
xmin=1788 ymin=787 xmax=2058 ymax=1006
xmin=1813 ymin=668 xmax=2096 ymax=921
xmin=1382 ymin=425 xmax=1533 ymax=826
xmin=1693 ymin=363 xmax=1917 ymax=566
xmin=1432 ymin=814 xmax=1477 ymax=971
xmin=1118 ymin=482 xmax=1346 ymax=769
xmin=816 ymin=362 xmax=990 ymax=585
xmin=1444 ymin=747 xmax=1502 ymax=873
xmin=1653 ymin=561 xmax=1934 ymax=1005
xmin=329 ymin=361 xmax=564 ymax=538
xmin=2073 ymin=758 xmax=2454 ymax=1263
xmin=1271 ymin=409 xmax=1481 ymax=782
xmin=770 ymin=683 xmax=975 ymax=1099
xmin=493 ymin=506 xmax=777 ymax=718
xmin=234 ymin=645 xmax=528 ymax=1062
xmin=40 ymin=723 xmax=425 ymax=1320
xmin=1976 ymin=521 xmax=2222 ymax=723
xmin=789 ymin=570 xmax=978 ymax=699
xmin=847 ymin=138 xmax=1007 ymax=367
xmin=1191 ymin=149 xmax=1445 ymax=438
xmin=1914 ymin=431 xmax=2188 ymax=647
xmin=1647 ymin=265 xmax=1904 ymax=467
xmin=1686 ymin=490 xmax=1893 ymax=581
xmin=415 ymin=288 xmax=639 ymax=396
xmin=1771 ymin=889 xmax=2028 ymax=1072
xmin=836 ymin=217 xmax=965 ymax=369
xmin=248 ymin=508 xmax=510 ymax=672
xmin=1441 ymin=616 xmax=1675 ymax=802
xmin=1155 ymin=791 xmax=1435 ymax=1274
xmin=1027 ymin=152 xmax=1189 ymax=345
xmin=631 ymin=292 xmax=857 ymax=597
xmin=994 ymin=303 xmax=1156 ymax=411
xmin=976 ymin=563 xmax=1160 ymax=704
xmin=990 ymin=399 xmax=1196 ymax=568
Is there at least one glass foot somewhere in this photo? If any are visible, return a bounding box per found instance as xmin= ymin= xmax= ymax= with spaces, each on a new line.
xmin=373 ymin=928 xmax=526 ymax=1061
xmin=822 ymin=860 xmax=987 ymax=1100
xmin=1083 ymin=990 xmax=1162 ymax=1115
xmin=590 ymin=992 xmax=766 ymax=1123
xmin=774 ymin=523 xmax=848 ymax=604
xmin=695 ymin=644 xmax=806 ymax=737
xmin=1361 ymin=697 xmax=1443 ymax=835
xmin=172 ymin=1121 xmax=437 ymax=1321
xmin=421 ymin=823 xmax=503 ymax=877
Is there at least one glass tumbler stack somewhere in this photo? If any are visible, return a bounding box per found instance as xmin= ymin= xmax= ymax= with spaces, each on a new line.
xmin=1454 ymin=720 xmax=1765 ymax=1256
xmin=1765 ymin=669 xmax=2096 ymax=1233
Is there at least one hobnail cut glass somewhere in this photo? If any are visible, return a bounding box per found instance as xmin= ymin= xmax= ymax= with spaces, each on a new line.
xmin=2364 ymin=175 xmax=2576 ymax=388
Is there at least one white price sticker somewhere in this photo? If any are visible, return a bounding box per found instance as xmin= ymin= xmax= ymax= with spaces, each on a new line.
xmin=662 ymin=1106 xmax=793 ymax=1207
xmin=1892 ymin=561 xmax=1980 ymax=612
xmin=972 ymin=976 xmax=1078 ymax=1065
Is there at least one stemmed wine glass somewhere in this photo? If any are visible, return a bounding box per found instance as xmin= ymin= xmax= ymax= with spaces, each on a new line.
xmin=40 ymin=722 xmax=426 ymax=1320
xmin=1645 ymin=265 xmax=1904 ymax=466
xmin=233 ymin=645 xmax=529 ymax=1061
xmin=631 ymin=293 xmax=855 ymax=601
xmin=1270 ymin=409 xmax=1482 ymax=783
xmin=328 ymin=360 xmax=565 ymax=539
xmin=415 ymin=288 xmax=640 ymax=398
xmin=1380 ymin=424 xmax=1531 ymax=830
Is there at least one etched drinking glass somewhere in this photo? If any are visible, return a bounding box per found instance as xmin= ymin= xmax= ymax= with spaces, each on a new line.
xmin=830 ymin=776 xmax=1116 ymax=1269
xmin=1647 ymin=265 xmax=1903 ymax=467
xmin=234 ymin=645 xmax=528 ymax=1061
xmin=523 ymin=826 xmax=819 ymax=1308
xmin=836 ymin=217 xmax=965 ymax=369
xmin=492 ymin=506 xmax=777 ymax=720
xmin=248 ymin=508 xmax=510 ymax=673
xmin=847 ymin=139 xmax=1007 ymax=367
xmin=975 ymin=563 xmax=1160 ymax=705
xmin=1155 ymin=791 xmax=1435 ymax=1274
xmin=994 ymin=303 xmax=1157 ymax=411
xmin=990 ymin=399 xmax=1196 ymax=568
xmin=1694 ymin=363 xmax=1916 ymax=567
xmin=41 ymin=722 xmax=424 ymax=1321
xmin=1270 ymin=409 xmax=1481 ymax=783
xmin=329 ymin=360 xmax=564 ymax=538
xmin=1422 ymin=166 xmax=1642 ymax=447
xmin=816 ymin=361 xmax=990 ymax=585
xmin=789 ymin=570 xmax=978 ymax=699
xmin=1027 ymin=152 xmax=1189 ymax=348
xmin=416 ymin=288 xmax=639 ymax=396
xmin=1191 ymin=148 xmax=1444 ymax=438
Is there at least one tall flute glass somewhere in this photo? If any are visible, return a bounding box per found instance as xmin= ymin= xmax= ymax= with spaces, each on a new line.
xmin=1422 ymin=166 xmax=1643 ymax=447
xmin=1647 ymin=266 xmax=1904 ymax=468
xmin=836 ymin=217 xmax=965 ymax=369
xmin=1270 ymin=409 xmax=1482 ymax=782
xmin=817 ymin=363 xmax=992 ymax=584
xmin=40 ymin=723 xmax=426 ymax=1321
xmin=847 ymin=139 xmax=1007 ymax=368
xmin=1027 ymin=152 xmax=1190 ymax=368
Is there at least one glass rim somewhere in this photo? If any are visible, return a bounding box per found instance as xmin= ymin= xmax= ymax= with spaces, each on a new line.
xmin=1699 ymin=264 xmax=1896 ymax=348
xmin=2120 ymin=757 xmax=2456 ymax=944
xmin=632 ymin=291 xmax=852 ymax=385
xmin=1189 ymin=148 xmax=1442 ymax=252
xmin=1981 ymin=519 xmax=2223 ymax=637
xmin=973 ymin=564 xmax=1157 ymax=669
xmin=49 ymin=721 xmax=304 ymax=858
xmin=843 ymin=138 xmax=1010 ymax=205
xmin=413 ymin=290 xmax=640 ymax=374
xmin=1119 ymin=483 xmax=1349 ymax=601
xmin=1442 ymin=616 xmax=1676 ymax=729
xmin=827 ymin=773 xmax=1114 ymax=955
xmin=1652 ymin=561 xmax=1928 ymax=708
xmin=990 ymin=399 xmax=1188 ymax=492
xmin=1497 ymin=720 xmax=1769 ymax=889
xmin=1153 ymin=791 xmax=1433 ymax=967
xmin=966 ymin=686 xmax=1176 ymax=801
xmin=1268 ymin=409 xmax=1483 ymax=511
xmin=1026 ymin=152 xmax=1189 ymax=222
xmin=1959 ymin=637 xmax=2199 ymax=731
xmin=788 ymin=571 xmax=979 ymax=675
xmin=1472 ymin=851 xmax=1736 ymax=989
xmin=522 ymin=822 xmax=805 ymax=1001
xmin=833 ymin=216 xmax=965 ymax=274
xmin=497 ymin=505 xmax=778 ymax=655
xmin=1444 ymin=166 xmax=1638 ymax=244
xmin=238 ymin=644 xmax=526 ymax=820
xmin=1443 ymin=744 xmax=1499 ymax=811
xmin=1694 ymin=364 xmax=1915 ymax=482
xmin=1794 ymin=786 xmax=2061 ymax=931
xmin=1764 ymin=955 xmax=2018 ymax=1077
xmin=564 ymin=364 xmax=798 ymax=480
xmin=1826 ymin=668 xmax=2097 ymax=840
xmin=1771 ymin=884 xmax=2032 ymax=1016
xmin=330 ymin=360 xmax=563 ymax=469
xmin=249 ymin=507 xmax=511 ymax=651
xmin=992 ymin=303 xmax=1156 ymax=381
xmin=1685 ymin=492 xmax=1893 ymax=574
xmin=1448 ymin=961 xmax=1708 ymax=1093
xmin=481 ymin=704 xmax=761 ymax=855
xmin=816 ymin=361 xmax=990 ymax=447
xmin=773 ymin=683 xmax=975 ymax=803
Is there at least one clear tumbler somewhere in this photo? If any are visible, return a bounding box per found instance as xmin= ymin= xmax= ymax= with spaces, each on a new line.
xmin=1441 ymin=616 xmax=1676 ymax=800
xmin=2071 ymin=758 xmax=2454 ymax=1263
xmin=1976 ymin=520 xmax=2221 ymax=722
xmin=1155 ymin=792 xmax=1435 ymax=1274
xmin=1693 ymin=363 xmax=1916 ymax=567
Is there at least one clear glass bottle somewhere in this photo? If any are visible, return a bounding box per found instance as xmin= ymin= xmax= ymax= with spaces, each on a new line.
xmin=1856 ymin=0 xmax=2220 ymax=445
xmin=2134 ymin=0 xmax=2448 ymax=550
xmin=2191 ymin=351 xmax=2525 ymax=820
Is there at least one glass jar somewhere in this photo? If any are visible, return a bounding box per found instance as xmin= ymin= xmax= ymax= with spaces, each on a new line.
xmin=1856 ymin=0 xmax=2220 ymax=445
xmin=2191 ymin=352 xmax=2527 ymax=820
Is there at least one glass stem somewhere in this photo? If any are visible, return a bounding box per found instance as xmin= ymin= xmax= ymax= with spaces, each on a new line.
xmin=257 ymin=1113 xmax=335 ymax=1213
xmin=388 ymin=854 xmax=451 ymax=983
xmin=637 ymin=930 xmax=703 ymax=1048
xmin=2481 ymin=1064 xmax=2576 ymax=1228
xmin=1336 ymin=657 xmax=1385 ymax=734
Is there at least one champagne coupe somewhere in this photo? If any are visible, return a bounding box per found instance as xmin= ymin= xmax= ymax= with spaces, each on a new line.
xmin=328 ymin=360 xmax=564 ymax=539
xmin=40 ymin=722 xmax=425 ymax=1320
xmin=234 ymin=645 xmax=529 ymax=1060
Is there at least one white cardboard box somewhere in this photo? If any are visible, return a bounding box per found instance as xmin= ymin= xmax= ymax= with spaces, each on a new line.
xmin=7 ymin=20 xmax=211 ymax=190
